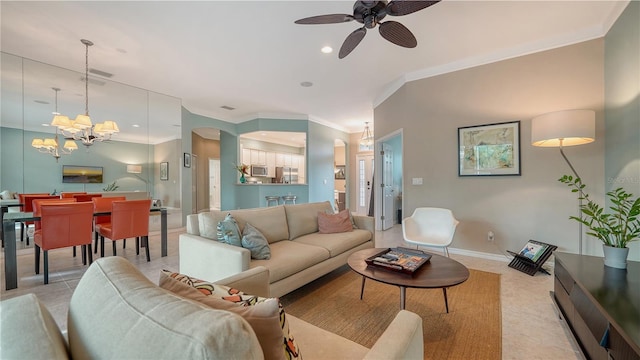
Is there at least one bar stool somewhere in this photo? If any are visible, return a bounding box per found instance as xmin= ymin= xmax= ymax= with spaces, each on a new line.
xmin=265 ymin=196 xmax=280 ymax=207
xmin=282 ymin=195 xmax=296 ymax=204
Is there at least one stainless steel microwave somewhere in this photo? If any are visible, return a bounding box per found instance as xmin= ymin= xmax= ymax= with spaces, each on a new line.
xmin=251 ymin=165 xmax=268 ymax=177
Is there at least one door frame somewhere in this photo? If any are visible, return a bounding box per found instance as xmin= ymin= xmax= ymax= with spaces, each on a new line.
xmin=374 ymin=128 xmax=403 ymax=231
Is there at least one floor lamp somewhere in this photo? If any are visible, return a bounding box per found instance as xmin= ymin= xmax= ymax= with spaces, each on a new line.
xmin=531 ymin=109 xmax=595 ymax=255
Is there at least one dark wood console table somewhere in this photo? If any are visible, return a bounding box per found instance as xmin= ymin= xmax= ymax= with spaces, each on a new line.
xmin=553 ymin=252 xmax=639 ymax=360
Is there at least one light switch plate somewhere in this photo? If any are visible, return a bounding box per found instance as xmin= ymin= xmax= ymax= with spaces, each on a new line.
xmin=412 ymin=178 xmax=423 ymax=185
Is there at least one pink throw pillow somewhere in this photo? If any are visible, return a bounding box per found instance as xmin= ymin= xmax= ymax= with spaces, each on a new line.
xmin=317 ymin=209 xmax=353 ymax=234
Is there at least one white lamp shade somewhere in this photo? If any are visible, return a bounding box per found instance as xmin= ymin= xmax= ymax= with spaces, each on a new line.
xmin=101 ymin=120 xmax=120 ymax=133
xmin=43 ymin=138 xmax=57 ymax=148
xmin=531 ymin=109 xmax=595 ymax=147
xmin=32 ymin=139 xmax=44 ymax=148
xmin=51 ymin=115 xmax=71 ymax=128
xmin=127 ymin=164 xmax=142 ymax=174
xmin=74 ymin=114 xmax=92 ymax=129
xmin=63 ymin=140 xmax=78 ymax=150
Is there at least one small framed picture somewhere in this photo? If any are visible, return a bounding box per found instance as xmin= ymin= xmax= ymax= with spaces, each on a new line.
xmin=183 ymin=153 xmax=191 ymax=168
xmin=458 ymin=121 xmax=521 ymax=176
xmin=160 ymin=162 xmax=169 ymax=181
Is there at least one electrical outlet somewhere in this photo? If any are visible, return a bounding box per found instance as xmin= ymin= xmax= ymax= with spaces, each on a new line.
xmin=487 ymin=231 xmax=495 ymax=242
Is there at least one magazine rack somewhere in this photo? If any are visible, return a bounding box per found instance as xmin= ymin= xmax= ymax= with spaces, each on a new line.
xmin=507 ymin=240 xmax=557 ymax=276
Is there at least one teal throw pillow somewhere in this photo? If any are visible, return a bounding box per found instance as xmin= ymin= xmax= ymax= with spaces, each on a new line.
xmin=216 ymin=213 xmax=242 ymax=247
xmin=242 ymin=223 xmax=271 ymax=260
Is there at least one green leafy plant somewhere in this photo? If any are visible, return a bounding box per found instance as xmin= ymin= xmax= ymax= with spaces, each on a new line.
xmin=559 ymin=175 xmax=640 ymax=248
xmin=103 ymin=181 xmax=119 ymax=192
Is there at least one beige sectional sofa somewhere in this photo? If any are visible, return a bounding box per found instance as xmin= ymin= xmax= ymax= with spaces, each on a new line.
xmin=180 ymin=201 xmax=374 ymax=297
xmin=0 ymin=257 xmax=424 ymax=359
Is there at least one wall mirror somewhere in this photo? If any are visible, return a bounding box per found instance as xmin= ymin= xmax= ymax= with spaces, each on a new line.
xmin=0 ymin=52 xmax=181 ymax=199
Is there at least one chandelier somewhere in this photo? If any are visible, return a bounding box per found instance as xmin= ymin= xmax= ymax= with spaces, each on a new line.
xmin=360 ymin=122 xmax=374 ymax=150
xmin=32 ymin=88 xmax=79 ymax=162
xmin=52 ymin=39 xmax=119 ymax=147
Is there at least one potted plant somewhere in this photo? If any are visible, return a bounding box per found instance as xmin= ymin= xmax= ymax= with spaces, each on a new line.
xmin=559 ymin=175 xmax=640 ymax=269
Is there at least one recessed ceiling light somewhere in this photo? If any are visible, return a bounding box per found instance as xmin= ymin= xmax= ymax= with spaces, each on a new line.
xmin=132 ymin=124 xmax=140 ymax=128
xmin=221 ymin=105 xmax=235 ymax=111
xmin=300 ymin=81 xmax=313 ymax=87
xmin=321 ymin=46 xmax=333 ymax=54
xmin=41 ymin=123 xmax=49 ymax=127
xmin=34 ymin=100 xmax=49 ymax=104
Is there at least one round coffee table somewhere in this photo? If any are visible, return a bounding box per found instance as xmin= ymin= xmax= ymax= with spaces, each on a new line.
xmin=347 ymin=247 xmax=470 ymax=311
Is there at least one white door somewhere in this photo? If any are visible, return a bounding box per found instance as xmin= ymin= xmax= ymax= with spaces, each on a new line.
xmin=209 ymin=159 xmax=221 ymax=210
xmin=381 ymin=143 xmax=395 ymax=230
xmin=356 ymin=154 xmax=374 ymax=215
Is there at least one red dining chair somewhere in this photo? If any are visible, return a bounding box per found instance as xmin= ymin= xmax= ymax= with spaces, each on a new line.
xmin=61 ymin=192 xmax=86 ymax=199
xmin=91 ymin=196 xmax=126 ymax=254
xmin=97 ymin=199 xmax=152 ymax=261
xmin=33 ymin=202 xmax=94 ymax=284
xmin=73 ymin=193 xmax=102 ymax=203
xmin=32 ymin=198 xmax=82 ymax=262
xmin=18 ymin=194 xmax=58 ymax=245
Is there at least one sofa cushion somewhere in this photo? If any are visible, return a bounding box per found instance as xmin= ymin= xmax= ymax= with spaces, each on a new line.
xmin=159 ymin=272 xmax=285 ymax=360
xmin=68 ymin=257 xmax=263 ymax=360
xmin=0 ymin=293 xmax=70 ymax=360
xmin=161 ymin=271 xmax=301 ymax=360
xmin=318 ymin=209 xmax=353 ymax=234
xmin=217 ymin=213 xmax=242 ymax=246
xmin=284 ymin=201 xmax=334 ymax=240
xmin=200 ymin=206 xmax=289 ymax=243
xmin=293 ymin=229 xmax=372 ymax=257
xmin=242 ymin=223 xmax=271 ymax=260
xmin=250 ymin=241 xmax=330 ymax=283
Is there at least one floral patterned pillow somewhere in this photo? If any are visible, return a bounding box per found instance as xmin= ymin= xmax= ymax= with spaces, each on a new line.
xmin=161 ymin=270 xmax=301 ymax=359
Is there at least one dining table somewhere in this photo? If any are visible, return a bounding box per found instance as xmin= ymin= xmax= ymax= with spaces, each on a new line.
xmin=2 ymin=207 xmax=167 ymax=290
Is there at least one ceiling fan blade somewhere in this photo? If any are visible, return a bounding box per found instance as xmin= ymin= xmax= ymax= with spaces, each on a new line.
xmin=295 ymin=14 xmax=354 ymax=24
xmin=339 ymin=27 xmax=367 ymax=59
xmin=379 ymin=21 xmax=417 ymax=48
xmin=386 ymin=0 xmax=440 ymax=16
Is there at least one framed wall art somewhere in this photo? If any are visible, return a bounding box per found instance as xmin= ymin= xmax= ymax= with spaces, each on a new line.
xmin=183 ymin=153 xmax=191 ymax=168
xmin=160 ymin=162 xmax=169 ymax=180
xmin=458 ymin=121 xmax=521 ymax=176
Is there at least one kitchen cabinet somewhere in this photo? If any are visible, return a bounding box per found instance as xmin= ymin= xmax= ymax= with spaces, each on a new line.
xmin=250 ymin=149 xmax=266 ymax=165
xmin=242 ymin=148 xmax=251 ymax=166
xmin=266 ymin=152 xmax=276 ymax=177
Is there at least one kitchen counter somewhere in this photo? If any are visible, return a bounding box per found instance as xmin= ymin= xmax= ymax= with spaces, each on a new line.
xmin=234 ymin=183 xmax=308 ymax=208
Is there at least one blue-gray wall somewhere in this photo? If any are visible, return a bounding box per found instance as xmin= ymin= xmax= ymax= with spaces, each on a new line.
xmin=180 ymin=108 xmax=351 ymax=220
xmin=1 ymin=127 xmax=154 ymax=194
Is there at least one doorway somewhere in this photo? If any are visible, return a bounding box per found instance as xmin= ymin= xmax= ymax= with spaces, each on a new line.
xmin=356 ymin=154 xmax=374 ymax=216
xmin=334 ymin=139 xmax=347 ymax=212
xmin=209 ymin=158 xmax=220 ymax=210
xmin=375 ymin=130 xmax=403 ymax=231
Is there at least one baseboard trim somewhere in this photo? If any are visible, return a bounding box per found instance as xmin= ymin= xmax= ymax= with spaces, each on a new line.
xmin=447 ymin=247 xmax=511 ymax=263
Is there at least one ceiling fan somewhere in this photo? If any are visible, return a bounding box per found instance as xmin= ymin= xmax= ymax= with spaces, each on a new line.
xmin=295 ymin=0 xmax=440 ymax=59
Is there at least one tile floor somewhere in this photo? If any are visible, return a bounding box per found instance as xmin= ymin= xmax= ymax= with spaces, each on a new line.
xmin=0 ymin=222 xmax=584 ymax=359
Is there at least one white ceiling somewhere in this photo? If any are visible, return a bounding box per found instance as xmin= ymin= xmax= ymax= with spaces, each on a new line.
xmin=0 ymin=1 xmax=628 ymax=142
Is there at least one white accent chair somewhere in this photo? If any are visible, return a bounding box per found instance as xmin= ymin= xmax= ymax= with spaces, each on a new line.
xmin=402 ymin=207 xmax=459 ymax=257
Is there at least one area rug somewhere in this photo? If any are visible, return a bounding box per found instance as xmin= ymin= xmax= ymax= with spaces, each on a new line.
xmin=280 ymin=265 xmax=501 ymax=360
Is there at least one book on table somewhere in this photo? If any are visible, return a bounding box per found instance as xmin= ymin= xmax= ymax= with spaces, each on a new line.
xmin=365 ymin=247 xmax=432 ymax=275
